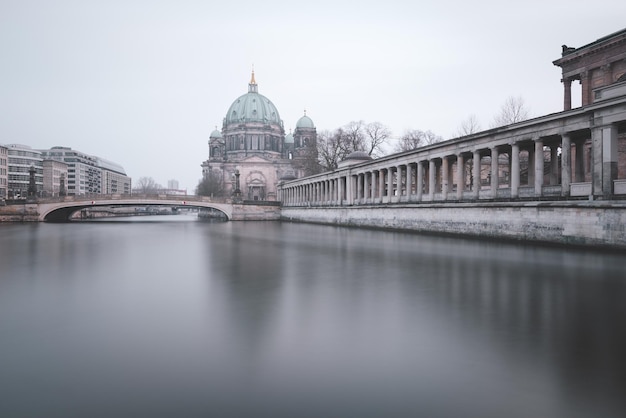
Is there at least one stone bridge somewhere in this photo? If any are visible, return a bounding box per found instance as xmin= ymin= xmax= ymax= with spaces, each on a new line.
xmin=37 ymin=195 xmax=234 ymax=221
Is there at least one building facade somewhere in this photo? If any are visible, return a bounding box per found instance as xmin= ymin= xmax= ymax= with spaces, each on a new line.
xmin=96 ymin=157 xmax=132 ymax=195
xmin=201 ymin=72 xmax=316 ymax=200
xmin=0 ymin=145 xmax=7 ymax=199
xmin=42 ymin=159 xmax=69 ymax=197
xmin=5 ymin=144 xmax=43 ymax=198
xmin=554 ymin=28 xmax=626 ymax=110
xmin=39 ymin=147 xmax=131 ymax=195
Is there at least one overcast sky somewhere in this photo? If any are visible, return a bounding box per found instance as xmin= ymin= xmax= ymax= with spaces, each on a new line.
xmin=2 ymin=0 xmax=625 ymax=192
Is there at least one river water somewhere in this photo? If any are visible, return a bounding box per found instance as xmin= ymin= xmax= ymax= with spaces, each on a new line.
xmin=1 ymin=215 xmax=625 ymax=418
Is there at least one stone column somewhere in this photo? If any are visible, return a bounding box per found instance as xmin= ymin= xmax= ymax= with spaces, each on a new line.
xmin=396 ymin=165 xmax=403 ymax=201
xmin=597 ymin=124 xmax=618 ymax=198
xmin=490 ymin=146 xmax=499 ymax=197
xmin=441 ymin=157 xmax=449 ymax=200
xmin=387 ymin=167 xmax=394 ymax=203
xmin=534 ymin=138 xmax=544 ymax=196
xmin=511 ymin=142 xmax=520 ymax=198
xmin=338 ymin=177 xmax=343 ymax=205
xmin=563 ymin=78 xmax=572 ymax=111
xmin=406 ymin=163 xmax=413 ymax=202
xmin=429 ymin=160 xmax=436 ymax=200
xmin=357 ymin=173 xmax=363 ymax=203
xmin=456 ymin=153 xmax=464 ymax=200
xmin=326 ymin=180 xmax=331 ymax=203
xmin=378 ymin=169 xmax=385 ymax=204
xmin=561 ymin=133 xmax=571 ymax=197
xmin=371 ymin=171 xmax=378 ymax=202
xmin=472 ymin=150 xmax=480 ymax=199
xmin=416 ymin=161 xmax=424 ymax=201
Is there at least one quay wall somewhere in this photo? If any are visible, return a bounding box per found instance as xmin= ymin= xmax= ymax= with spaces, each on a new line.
xmin=231 ymin=203 xmax=281 ymax=221
xmin=281 ymin=202 xmax=626 ymax=249
xmin=0 ymin=203 xmax=40 ymax=222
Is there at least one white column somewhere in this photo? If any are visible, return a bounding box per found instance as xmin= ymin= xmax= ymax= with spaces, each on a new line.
xmin=472 ymin=150 xmax=480 ymax=199
xmin=387 ymin=167 xmax=394 ymax=203
xmin=456 ymin=153 xmax=464 ymax=199
xmin=378 ymin=169 xmax=385 ymax=203
xmin=600 ymin=124 xmax=619 ymax=198
xmin=561 ymin=133 xmax=571 ymax=197
xmin=441 ymin=157 xmax=449 ymax=200
xmin=406 ymin=164 xmax=413 ymax=201
xmin=491 ymin=146 xmax=499 ymax=198
xmin=511 ymin=143 xmax=520 ymax=198
xmin=417 ymin=161 xmax=424 ymax=201
xmin=396 ymin=165 xmax=402 ymax=201
xmin=534 ymin=138 xmax=544 ymax=196
xmin=429 ymin=160 xmax=436 ymax=200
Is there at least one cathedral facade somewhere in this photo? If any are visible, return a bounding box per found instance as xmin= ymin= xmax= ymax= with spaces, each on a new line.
xmin=201 ymin=72 xmax=316 ymax=201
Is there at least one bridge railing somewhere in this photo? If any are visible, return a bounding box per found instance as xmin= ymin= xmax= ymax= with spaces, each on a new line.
xmin=34 ymin=194 xmax=231 ymax=204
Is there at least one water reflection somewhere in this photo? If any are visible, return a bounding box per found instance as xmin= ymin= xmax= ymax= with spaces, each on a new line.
xmin=0 ymin=218 xmax=624 ymax=417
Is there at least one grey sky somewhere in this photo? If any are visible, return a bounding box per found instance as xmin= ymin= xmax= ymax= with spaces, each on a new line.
xmin=2 ymin=0 xmax=625 ymax=192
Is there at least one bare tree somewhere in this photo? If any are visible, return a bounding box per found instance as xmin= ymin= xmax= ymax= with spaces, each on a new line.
xmin=363 ymin=122 xmax=391 ymax=157
xmin=316 ymin=121 xmax=392 ymax=170
xmin=394 ymin=129 xmax=443 ymax=153
xmin=317 ymin=129 xmax=349 ymax=171
xmin=134 ymin=176 xmax=161 ymax=194
xmin=456 ymin=114 xmax=481 ymax=137
xmin=491 ymin=96 xmax=530 ymax=127
xmin=342 ymin=121 xmax=366 ymax=153
xmin=196 ymin=171 xmax=224 ymax=197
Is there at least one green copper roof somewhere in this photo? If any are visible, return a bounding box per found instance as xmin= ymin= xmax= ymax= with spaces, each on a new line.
xmin=296 ymin=112 xmax=315 ymax=129
xmin=224 ymin=73 xmax=282 ymax=126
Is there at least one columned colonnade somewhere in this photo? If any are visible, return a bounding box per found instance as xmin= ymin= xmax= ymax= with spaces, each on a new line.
xmin=279 ymin=90 xmax=626 ymax=206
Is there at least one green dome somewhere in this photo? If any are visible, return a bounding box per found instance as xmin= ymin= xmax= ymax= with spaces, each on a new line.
xmin=210 ymin=129 xmax=223 ymax=139
xmin=296 ymin=113 xmax=315 ymax=129
xmin=224 ymin=72 xmax=282 ymax=126
xmin=285 ymin=133 xmax=294 ymax=144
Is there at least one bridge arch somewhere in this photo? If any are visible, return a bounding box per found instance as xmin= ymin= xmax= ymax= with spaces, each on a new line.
xmin=38 ymin=197 xmax=233 ymax=222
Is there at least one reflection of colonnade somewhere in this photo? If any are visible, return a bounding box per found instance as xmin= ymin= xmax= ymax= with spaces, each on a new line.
xmin=279 ymin=85 xmax=626 ymax=206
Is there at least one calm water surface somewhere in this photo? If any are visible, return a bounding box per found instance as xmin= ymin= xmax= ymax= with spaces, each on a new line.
xmin=1 ymin=215 xmax=625 ymax=418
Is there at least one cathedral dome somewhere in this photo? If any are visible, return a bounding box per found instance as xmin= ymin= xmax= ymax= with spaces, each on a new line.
xmin=296 ymin=113 xmax=315 ymax=129
xmin=224 ymin=71 xmax=282 ymax=126
xmin=210 ymin=129 xmax=223 ymax=139
xmin=285 ymin=132 xmax=294 ymax=144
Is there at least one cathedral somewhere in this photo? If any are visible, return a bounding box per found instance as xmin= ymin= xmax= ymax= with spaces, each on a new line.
xmin=201 ymin=71 xmax=317 ymax=201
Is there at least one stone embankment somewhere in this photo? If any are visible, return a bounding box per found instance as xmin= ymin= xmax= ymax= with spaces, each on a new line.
xmin=281 ymin=201 xmax=626 ymax=249
xmin=0 ymin=202 xmax=39 ymax=222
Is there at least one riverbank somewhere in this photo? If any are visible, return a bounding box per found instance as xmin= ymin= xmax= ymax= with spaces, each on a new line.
xmin=281 ymin=200 xmax=626 ymax=250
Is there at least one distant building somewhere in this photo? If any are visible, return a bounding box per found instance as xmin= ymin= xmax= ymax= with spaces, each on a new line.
xmin=42 ymin=159 xmax=68 ymax=197
xmin=0 ymin=145 xmax=7 ymax=199
xmin=39 ymin=146 xmax=131 ymax=195
xmin=97 ymin=156 xmax=131 ymax=194
xmin=167 ymin=179 xmax=179 ymax=190
xmin=5 ymin=144 xmax=43 ymax=198
xmin=201 ymin=71 xmax=317 ymax=200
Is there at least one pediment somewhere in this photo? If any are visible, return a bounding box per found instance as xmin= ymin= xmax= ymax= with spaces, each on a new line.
xmin=241 ymin=155 xmax=271 ymax=164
